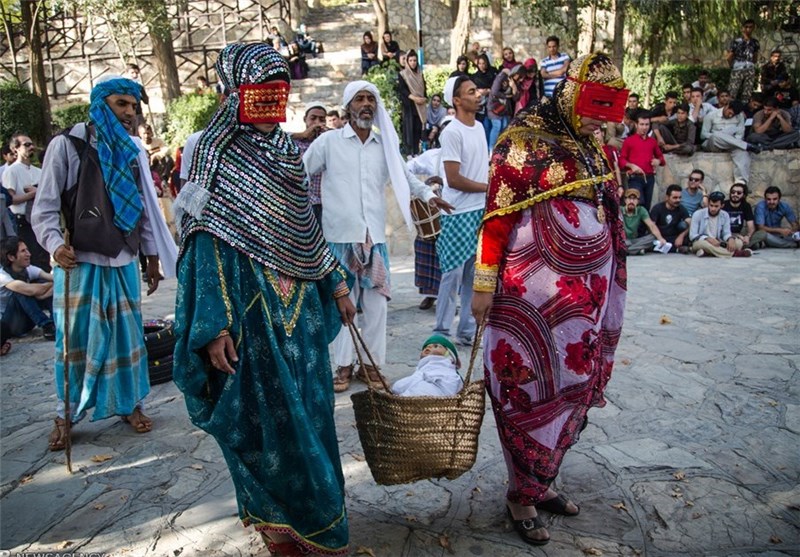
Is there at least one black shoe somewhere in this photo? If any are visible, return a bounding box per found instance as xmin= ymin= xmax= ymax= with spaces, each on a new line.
xmin=506 ymin=506 xmax=549 ymax=546
xmin=418 ymin=296 xmax=435 ymax=310
xmin=746 ymin=143 xmax=762 ymax=154
xmin=42 ymin=322 xmax=56 ymax=341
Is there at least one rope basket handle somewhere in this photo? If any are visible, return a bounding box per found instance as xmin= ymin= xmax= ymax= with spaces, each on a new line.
xmin=347 ymin=322 xmax=392 ymax=392
xmin=346 ymin=318 xmax=487 ymax=392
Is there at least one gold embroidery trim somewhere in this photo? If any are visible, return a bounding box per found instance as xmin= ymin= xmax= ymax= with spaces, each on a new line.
xmin=484 ymin=172 xmax=613 ymax=220
xmin=474 ymin=265 xmax=499 ymax=292
xmin=212 ymin=237 xmax=233 ymax=329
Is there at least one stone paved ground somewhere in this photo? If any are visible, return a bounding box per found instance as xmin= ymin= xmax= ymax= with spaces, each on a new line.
xmin=1 ymin=250 xmax=798 ymax=557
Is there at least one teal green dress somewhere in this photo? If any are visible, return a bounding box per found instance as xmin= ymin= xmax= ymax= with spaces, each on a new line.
xmin=173 ymin=231 xmax=349 ymax=555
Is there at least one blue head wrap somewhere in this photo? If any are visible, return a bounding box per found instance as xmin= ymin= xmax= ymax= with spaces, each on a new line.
xmin=89 ymin=77 xmax=144 ymax=234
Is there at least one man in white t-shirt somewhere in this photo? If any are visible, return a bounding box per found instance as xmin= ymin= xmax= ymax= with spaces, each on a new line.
xmin=433 ymin=75 xmax=489 ymax=346
xmin=2 ymin=133 xmax=50 ymax=270
xmin=179 ymin=130 xmax=204 ymax=188
xmin=0 ymin=237 xmax=54 ymax=341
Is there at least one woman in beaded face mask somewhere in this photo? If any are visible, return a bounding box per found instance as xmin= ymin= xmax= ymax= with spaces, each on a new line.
xmin=471 ymin=53 xmax=629 ymax=546
xmin=173 ymin=43 xmax=356 ymax=557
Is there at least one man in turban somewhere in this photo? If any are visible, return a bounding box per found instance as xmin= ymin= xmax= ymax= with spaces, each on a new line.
xmin=32 ymin=75 xmax=177 ymax=451
xmin=472 ymin=53 xmax=629 ymax=545
xmin=303 ymin=80 xmax=453 ymax=393
xmin=173 ymin=43 xmax=355 ymax=557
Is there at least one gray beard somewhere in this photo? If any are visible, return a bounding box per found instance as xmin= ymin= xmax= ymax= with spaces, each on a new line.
xmin=354 ymin=116 xmax=374 ymax=129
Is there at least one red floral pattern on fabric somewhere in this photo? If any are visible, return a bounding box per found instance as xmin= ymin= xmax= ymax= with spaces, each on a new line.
xmin=564 ymin=330 xmax=600 ymax=375
xmin=551 ymin=198 xmax=581 ymax=228
xmin=556 ymin=273 xmax=608 ymax=317
xmin=503 ymin=272 xmax=528 ymax=296
xmin=491 ymin=339 xmax=535 ymax=385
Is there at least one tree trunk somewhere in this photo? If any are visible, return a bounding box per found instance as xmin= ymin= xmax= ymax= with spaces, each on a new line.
xmin=589 ymin=0 xmax=597 ymax=53
xmin=150 ymin=24 xmax=182 ymax=103
xmin=491 ymin=0 xmax=502 ymax=62
xmin=449 ymin=0 xmax=470 ymax=66
xmin=613 ymin=0 xmax=626 ymax=74
xmin=372 ymin=0 xmax=388 ymax=49
xmin=566 ymin=0 xmax=579 ymax=55
xmin=20 ymin=0 xmax=51 ymax=139
xmin=0 ymin=0 xmax=19 ymax=82
xmin=289 ymin=0 xmax=306 ymax=31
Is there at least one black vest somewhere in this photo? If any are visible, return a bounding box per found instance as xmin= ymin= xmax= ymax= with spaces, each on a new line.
xmin=60 ymin=127 xmax=142 ymax=258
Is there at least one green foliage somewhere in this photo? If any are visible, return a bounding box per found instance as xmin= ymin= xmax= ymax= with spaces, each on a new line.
xmin=51 ymin=102 xmax=90 ymax=132
xmin=164 ymin=93 xmax=219 ymax=148
xmin=623 ymin=62 xmax=732 ymax=104
xmin=365 ymin=62 xmax=402 ymax=136
xmin=0 ymin=81 xmax=45 ymax=143
xmin=423 ymin=67 xmax=452 ymax=101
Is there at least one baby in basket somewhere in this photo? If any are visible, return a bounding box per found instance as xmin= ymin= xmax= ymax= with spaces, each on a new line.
xmin=392 ymin=335 xmax=464 ymax=397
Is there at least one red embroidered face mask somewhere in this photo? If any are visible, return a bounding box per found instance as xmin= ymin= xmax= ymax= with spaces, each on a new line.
xmin=238 ymin=82 xmax=291 ymax=123
xmin=573 ymin=80 xmax=630 ymax=123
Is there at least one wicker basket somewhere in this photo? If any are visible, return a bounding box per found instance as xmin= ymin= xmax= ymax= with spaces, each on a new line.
xmin=348 ymin=323 xmax=486 ymax=485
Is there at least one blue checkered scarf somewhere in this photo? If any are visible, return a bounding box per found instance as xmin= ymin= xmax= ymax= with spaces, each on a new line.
xmin=89 ymin=78 xmax=143 ymax=233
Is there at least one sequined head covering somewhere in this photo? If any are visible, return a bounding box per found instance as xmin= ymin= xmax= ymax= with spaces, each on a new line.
xmin=174 ymin=42 xmax=337 ymax=280
xmin=89 ymin=76 xmax=143 ymax=233
xmin=553 ymin=52 xmax=627 ymax=132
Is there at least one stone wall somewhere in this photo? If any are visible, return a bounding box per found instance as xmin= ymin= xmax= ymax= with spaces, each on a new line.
xmin=384 ymin=149 xmax=800 ymax=257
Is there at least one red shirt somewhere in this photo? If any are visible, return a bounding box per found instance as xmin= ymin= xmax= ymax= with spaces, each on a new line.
xmin=619 ymin=133 xmax=665 ymax=175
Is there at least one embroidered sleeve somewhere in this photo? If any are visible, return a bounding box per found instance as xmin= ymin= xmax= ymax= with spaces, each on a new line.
xmin=475 ymin=212 xmax=521 ymax=292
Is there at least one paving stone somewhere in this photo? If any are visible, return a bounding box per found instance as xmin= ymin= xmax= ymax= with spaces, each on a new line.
xmin=594 ymin=438 xmax=713 ymax=471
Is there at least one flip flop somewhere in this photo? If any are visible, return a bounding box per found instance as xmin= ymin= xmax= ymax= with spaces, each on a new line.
xmin=48 ymin=418 xmax=68 ymax=451
xmin=1 ymin=340 xmax=11 ymax=356
xmin=536 ymin=493 xmax=580 ymax=516
xmin=121 ymin=408 xmax=153 ymax=433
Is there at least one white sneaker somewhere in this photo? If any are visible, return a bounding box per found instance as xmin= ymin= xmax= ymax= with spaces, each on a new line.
xmin=695 ymin=249 xmax=705 ymax=257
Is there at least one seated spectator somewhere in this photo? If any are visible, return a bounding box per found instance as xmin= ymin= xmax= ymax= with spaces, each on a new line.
xmin=680 ymin=169 xmax=708 ymax=215
xmin=692 ymin=70 xmax=718 ymax=103
xmin=380 ymin=30 xmax=401 ymax=65
xmin=723 ymin=182 xmax=765 ymax=249
xmin=701 ymin=101 xmax=761 ymax=185
xmin=500 ymin=46 xmax=518 ymax=71
xmin=326 ymin=109 xmax=344 ymax=129
xmin=790 ymin=103 xmax=800 ymax=130
xmin=772 ymin=76 xmax=799 ymax=109
xmin=761 ymin=49 xmax=787 ymax=97
xmin=688 ymin=87 xmax=716 ymax=131
xmin=715 ymin=89 xmax=731 ymax=109
xmin=295 ymin=23 xmax=319 ymax=58
xmin=360 ymin=31 xmax=380 ymax=75
xmin=450 ymin=55 xmax=470 ymax=78
xmin=195 ymin=76 xmax=212 ymax=94
xmin=620 ymin=110 xmax=665 ymax=210
xmin=754 ymin=185 xmax=800 ymax=248
xmin=268 ymin=25 xmax=288 ymax=49
xmin=649 ymin=91 xmax=680 ymax=125
xmin=516 ymin=58 xmax=543 ymax=112
xmin=424 ymin=93 xmax=447 ymax=150
xmin=682 ymin=83 xmax=693 ymax=104
xmin=654 ymin=103 xmax=696 ymax=155
xmin=748 ymin=97 xmax=800 ymax=149
xmin=0 ymin=238 xmax=54 ymax=341
xmin=620 ymin=188 xmax=668 ymax=255
xmin=650 ymin=184 xmax=692 ymax=252
xmin=286 ymin=42 xmax=309 ymax=80
xmin=689 ymin=191 xmax=751 ymax=257
xmin=743 ymin=93 xmax=764 ymax=136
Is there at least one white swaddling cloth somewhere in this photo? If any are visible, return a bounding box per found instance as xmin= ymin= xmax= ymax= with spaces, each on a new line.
xmin=392 ymin=355 xmax=464 ymax=397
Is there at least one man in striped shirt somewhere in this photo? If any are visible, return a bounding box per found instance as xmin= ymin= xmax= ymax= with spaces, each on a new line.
xmin=540 ymin=36 xmax=571 ymax=98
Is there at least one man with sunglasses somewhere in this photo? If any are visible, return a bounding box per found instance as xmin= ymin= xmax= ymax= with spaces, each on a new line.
xmin=689 ymin=190 xmax=752 ymax=257
xmin=723 ymin=183 xmax=766 ymax=250
xmin=680 ymin=169 xmax=708 ymax=215
xmin=2 ymin=133 xmax=50 ymax=271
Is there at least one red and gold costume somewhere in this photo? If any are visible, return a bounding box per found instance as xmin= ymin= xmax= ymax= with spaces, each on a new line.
xmin=476 ymin=53 xmax=628 ymax=505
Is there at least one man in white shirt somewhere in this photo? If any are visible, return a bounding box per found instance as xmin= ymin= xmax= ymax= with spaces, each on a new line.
xmin=701 ymin=101 xmax=761 ymax=184
xmin=303 ymin=80 xmax=453 ymax=392
xmin=0 ymin=237 xmax=54 ymax=340
xmin=540 ymin=35 xmax=571 ymax=98
xmin=179 ymin=130 xmax=204 ymax=188
xmin=2 ymin=133 xmax=50 ymax=271
xmin=433 ymin=75 xmax=489 ymax=346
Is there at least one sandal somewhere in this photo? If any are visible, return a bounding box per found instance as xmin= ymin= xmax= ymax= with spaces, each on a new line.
xmin=537 ymin=493 xmax=580 ymax=516
xmin=356 ymin=364 xmax=387 ymax=389
xmin=333 ymin=365 xmax=353 ymax=393
xmin=121 ymin=407 xmax=153 ymax=433
xmin=261 ymin=532 xmax=309 ymax=556
xmin=506 ymin=506 xmax=549 ymax=546
xmin=1 ymin=340 xmax=11 ymax=356
xmin=48 ymin=417 xmax=68 ymax=451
